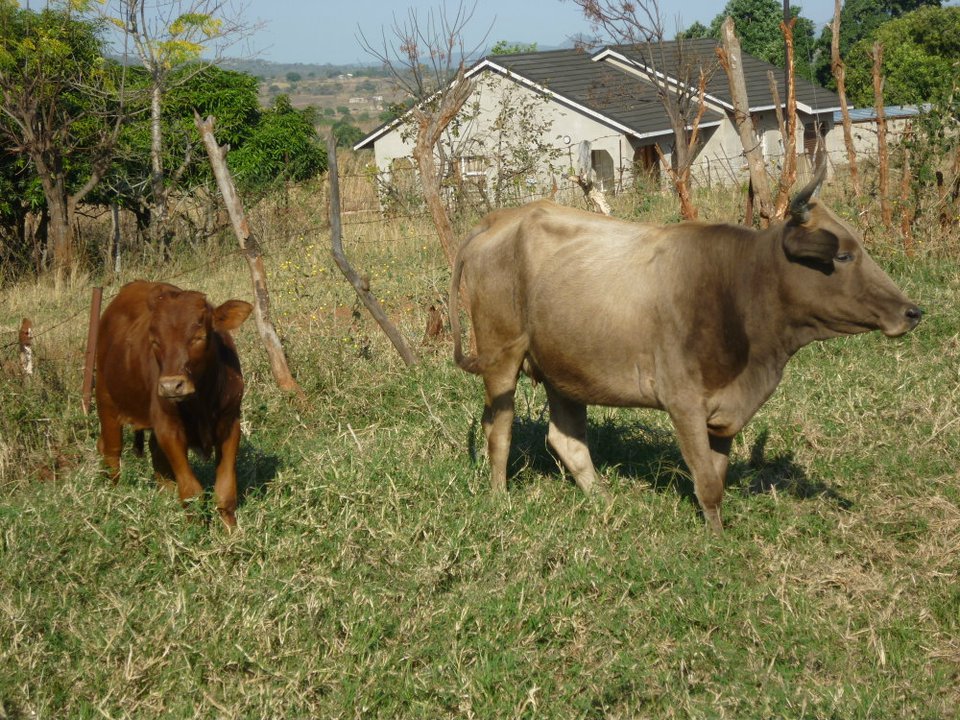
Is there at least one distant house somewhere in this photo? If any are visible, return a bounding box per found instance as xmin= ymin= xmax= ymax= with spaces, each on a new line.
xmin=355 ymin=41 xmax=842 ymax=196
xmin=825 ymin=104 xmax=930 ymax=159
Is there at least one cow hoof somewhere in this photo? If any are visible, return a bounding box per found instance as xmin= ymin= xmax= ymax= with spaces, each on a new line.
xmin=704 ymin=508 xmax=724 ymax=534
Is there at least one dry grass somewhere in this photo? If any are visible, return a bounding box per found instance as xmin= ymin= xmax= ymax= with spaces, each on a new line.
xmin=0 ymin=168 xmax=958 ymax=718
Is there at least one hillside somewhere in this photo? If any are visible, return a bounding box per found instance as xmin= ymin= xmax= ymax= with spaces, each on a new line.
xmin=222 ymin=58 xmax=405 ymax=134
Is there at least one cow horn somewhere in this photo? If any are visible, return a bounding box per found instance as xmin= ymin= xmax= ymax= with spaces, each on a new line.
xmin=788 ymin=159 xmax=828 ymax=224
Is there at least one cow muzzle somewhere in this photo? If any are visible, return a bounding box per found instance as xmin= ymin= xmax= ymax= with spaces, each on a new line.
xmin=883 ymin=304 xmax=923 ymax=337
xmin=157 ymin=375 xmax=196 ymax=400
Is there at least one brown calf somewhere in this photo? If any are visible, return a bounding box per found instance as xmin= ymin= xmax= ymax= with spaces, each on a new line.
xmin=95 ymin=281 xmax=252 ymax=528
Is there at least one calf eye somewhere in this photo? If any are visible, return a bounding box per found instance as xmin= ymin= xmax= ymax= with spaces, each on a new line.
xmin=835 ymin=252 xmax=854 ymax=263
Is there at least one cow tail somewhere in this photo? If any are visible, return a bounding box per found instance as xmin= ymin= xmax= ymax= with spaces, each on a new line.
xmin=449 ymin=238 xmax=484 ymax=375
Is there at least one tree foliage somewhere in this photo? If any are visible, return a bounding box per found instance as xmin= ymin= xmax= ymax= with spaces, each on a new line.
xmin=228 ymin=95 xmax=327 ymax=194
xmin=813 ymin=0 xmax=942 ymax=86
xmin=702 ymin=0 xmax=818 ymax=80
xmin=844 ymin=6 xmax=960 ymax=106
xmin=489 ymin=40 xmax=537 ymax=55
xmin=0 ymin=1 xmax=122 ymax=272
xmin=98 ymin=64 xmax=261 ymax=219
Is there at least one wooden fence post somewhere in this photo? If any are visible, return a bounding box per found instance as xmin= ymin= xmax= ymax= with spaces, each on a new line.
xmin=81 ymin=287 xmax=102 ymax=414
xmin=18 ymin=318 xmax=33 ymax=377
xmin=326 ymin=130 xmax=419 ymax=368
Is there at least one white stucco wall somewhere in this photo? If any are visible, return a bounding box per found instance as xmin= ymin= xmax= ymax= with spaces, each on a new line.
xmin=368 ymin=70 xmax=642 ymax=199
xmin=824 ymin=116 xmax=915 ymax=161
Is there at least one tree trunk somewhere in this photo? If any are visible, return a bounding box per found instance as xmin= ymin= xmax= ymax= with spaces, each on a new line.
xmin=43 ymin=179 xmax=73 ymax=277
xmin=195 ymin=113 xmax=303 ymax=396
xmin=150 ymin=79 xmax=171 ymax=248
xmin=718 ymin=17 xmax=772 ymax=224
xmin=411 ymin=69 xmax=473 ymax=270
xmin=872 ymin=42 xmax=893 ymax=231
xmin=831 ymin=0 xmax=861 ymax=198
xmin=770 ymin=20 xmax=798 ymax=220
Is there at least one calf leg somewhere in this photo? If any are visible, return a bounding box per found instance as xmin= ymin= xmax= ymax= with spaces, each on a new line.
xmin=151 ymin=424 xmax=204 ymax=513
xmin=213 ymin=419 xmax=241 ymax=529
xmin=669 ymin=409 xmax=728 ymax=533
xmin=147 ymin=432 xmax=178 ymax=492
xmin=95 ymin=395 xmax=123 ymax=482
xmin=544 ymin=384 xmax=601 ymax=495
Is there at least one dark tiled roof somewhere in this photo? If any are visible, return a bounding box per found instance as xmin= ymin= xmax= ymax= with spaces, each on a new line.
xmin=355 ymin=40 xmax=842 ymax=150
xmin=481 ymin=47 xmax=724 ymax=140
xmin=605 ymin=38 xmax=841 ymax=112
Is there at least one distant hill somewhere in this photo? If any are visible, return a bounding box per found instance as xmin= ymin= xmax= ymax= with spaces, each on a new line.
xmin=218 ymin=58 xmax=387 ymax=81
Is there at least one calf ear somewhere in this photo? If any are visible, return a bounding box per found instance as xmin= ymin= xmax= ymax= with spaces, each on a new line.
xmin=213 ymin=300 xmax=253 ymax=332
xmin=783 ymin=227 xmax=839 ymax=264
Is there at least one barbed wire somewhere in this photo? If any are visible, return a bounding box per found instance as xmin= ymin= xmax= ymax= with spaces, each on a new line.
xmin=0 ymin=245 xmax=249 ymax=349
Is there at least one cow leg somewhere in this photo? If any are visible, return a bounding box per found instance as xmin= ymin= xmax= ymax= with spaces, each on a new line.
xmin=482 ymin=368 xmax=520 ymax=493
xmin=213 ymin=419 xmax=241 ymax=530
xmin=544 ymin=384 xmax=601 ymax=495
xmin=95 ymin=396 xmax=123 ymax=482
xmin=669 ymin=410 xmax=727 ymax=533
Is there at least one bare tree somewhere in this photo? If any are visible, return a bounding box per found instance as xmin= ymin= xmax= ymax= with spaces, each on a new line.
xmin=359 ymin=2 xmax=486 ymax=269
xmin=830 ymin=0 xmax=861 ymax=198
xmin=571 ymin=0 xmax=715 ymax=219
xmin=96 ymin=0 xmax=256 ymax=247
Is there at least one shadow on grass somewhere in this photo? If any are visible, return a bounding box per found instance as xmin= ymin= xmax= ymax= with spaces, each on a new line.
xmin=120 ymin=432 xmax=283 ymax=510
xmin=469 ymin=411 xmax=851 ymax=512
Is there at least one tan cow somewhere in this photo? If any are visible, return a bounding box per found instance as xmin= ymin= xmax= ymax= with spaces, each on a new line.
xmin=449 ymin=167 xmax=921 ymax=531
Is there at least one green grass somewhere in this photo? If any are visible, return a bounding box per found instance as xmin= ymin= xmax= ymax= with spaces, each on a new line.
xmin=1 ymin=186 xmax=958 ymax=718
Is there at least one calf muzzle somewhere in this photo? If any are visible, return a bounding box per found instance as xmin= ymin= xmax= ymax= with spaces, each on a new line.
xmin=157 ymin=375 xmax=196 ymax=399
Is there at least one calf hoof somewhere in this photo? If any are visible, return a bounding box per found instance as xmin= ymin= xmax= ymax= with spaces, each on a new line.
xmin=218 ymin=508 xmax=238 ymax=530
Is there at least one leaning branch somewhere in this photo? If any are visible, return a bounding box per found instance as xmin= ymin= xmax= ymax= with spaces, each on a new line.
xmin=831 ymin=0 xmax=861 ymax=198
xmin=194 ymin=112 xmax=303 ymax=396
xmin=326 ymin=131 xmax=419 ymax=368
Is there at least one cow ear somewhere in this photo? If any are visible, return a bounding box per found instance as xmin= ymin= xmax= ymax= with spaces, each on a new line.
xmin=213 ymin=300 xmax=253 ymax=332
xmin=783 ymin=227 xmax=839 ymax=264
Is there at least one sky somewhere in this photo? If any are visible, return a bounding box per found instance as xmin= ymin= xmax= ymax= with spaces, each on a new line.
xmin=240 ymin=0 xmax=843 ymax=66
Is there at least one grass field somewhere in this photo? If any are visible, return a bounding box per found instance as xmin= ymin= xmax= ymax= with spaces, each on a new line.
xmin=1 ymin=176 xmax=958 ymax=718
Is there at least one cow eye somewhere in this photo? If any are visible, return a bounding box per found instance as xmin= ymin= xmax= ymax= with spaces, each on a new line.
xmin=835 ymin=252 xmax=854 ymax=263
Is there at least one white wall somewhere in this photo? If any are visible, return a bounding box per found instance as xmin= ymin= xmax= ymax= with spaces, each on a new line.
xmin=370 ymin=71 xmax=640 ymax=198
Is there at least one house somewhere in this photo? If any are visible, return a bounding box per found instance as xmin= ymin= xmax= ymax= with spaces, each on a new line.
xmin=825 ymin=104 xmax=930 ymax=160
xmin=354 ymin=40 xmax=842 ymax=198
